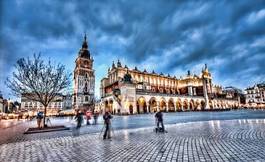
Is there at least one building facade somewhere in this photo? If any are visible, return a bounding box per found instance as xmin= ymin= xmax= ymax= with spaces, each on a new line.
xmin=100 ymin=61 xmax=240 ymax=115
xmin=0 ymin=94 xmax=3 ymax=113
xmin=63 ymin=94 xmax=72 ymax=109
xmin=73 ymin=34 xmax=95 ymax=111
xmin=245 ymin=83 xmax=265 ymax=108
xmin=21 ymin=93 xmax=68 ymax=115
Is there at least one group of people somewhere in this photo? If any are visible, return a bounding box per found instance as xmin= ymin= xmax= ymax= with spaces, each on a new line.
xmin=74 ymin=109 xmax=166 ymax=139
xmin=74 ymin=110 xmax=100 ymax=128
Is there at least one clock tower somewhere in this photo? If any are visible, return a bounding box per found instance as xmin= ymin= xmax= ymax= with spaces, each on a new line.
xmin=73 ymin=34 xmax=95 ymax=111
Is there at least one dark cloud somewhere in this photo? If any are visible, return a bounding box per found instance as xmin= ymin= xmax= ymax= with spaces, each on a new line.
xmin=0 ymin=0 xmax=265 ymax=98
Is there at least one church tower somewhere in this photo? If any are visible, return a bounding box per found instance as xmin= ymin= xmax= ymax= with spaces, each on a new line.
xmin=73 ymin=34 xmax=95 ymax=111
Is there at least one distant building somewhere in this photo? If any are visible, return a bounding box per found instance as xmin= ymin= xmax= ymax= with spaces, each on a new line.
xmin=245 ymin=83 xmax=265 ymax=108
xmin=63 ymin=94 xmax=72 ymax=109
xmin=222 ymin=86 xmax=243 ymax=102
xmin=21 ymin=93 xmax=70 ymax=115
xmin=73 ymin=34 xmax=95 ymax=111
xmin=0 ymin=93 xmax=3 ymax=113
xmin=1 ymin=99 xmax=17 ymax=113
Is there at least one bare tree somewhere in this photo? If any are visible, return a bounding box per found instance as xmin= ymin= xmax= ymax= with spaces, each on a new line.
xmin=6 ymin=54 xmax=71 ymax=127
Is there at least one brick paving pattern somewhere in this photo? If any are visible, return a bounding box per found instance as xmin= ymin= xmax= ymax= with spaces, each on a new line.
xmin=0 ymin=119 xmax=265 ymax=162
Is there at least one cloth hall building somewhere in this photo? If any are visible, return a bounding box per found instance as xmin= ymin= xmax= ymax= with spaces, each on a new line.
xmin=100 ymin=61 xmax=240 ymax=115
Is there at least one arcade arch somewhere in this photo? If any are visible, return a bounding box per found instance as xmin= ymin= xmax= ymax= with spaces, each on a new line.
xmin=190 ymin=99 xmax=195 ymax=111
xmin=159 ymin=99 xmax=167 ymax=112
xmin=168 ymin=98 xmax=175 ymax=112
xmin=149 ymin=97 xmax=157 ymax=113
xmin=176 ymin=99 xmax=182 ymax=111
xmin=183 ymin=100 xmax=189 ymax=111
xmin=137 ymin=97 xmax=148 ymax=114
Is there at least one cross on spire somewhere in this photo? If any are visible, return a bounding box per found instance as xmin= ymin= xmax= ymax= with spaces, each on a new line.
xmin=82 ymin=33 xmax=88 ymax=49
xmin=84 ymin=32 xmax=87 ymax=42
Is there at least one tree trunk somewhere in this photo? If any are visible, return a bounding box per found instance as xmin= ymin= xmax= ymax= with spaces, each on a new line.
xmin=43 ymin=106 xmax=47 ymax=128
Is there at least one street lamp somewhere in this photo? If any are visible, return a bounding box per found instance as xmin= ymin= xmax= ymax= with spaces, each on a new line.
xmin=7 ymin=98 xmax=11 ymax=113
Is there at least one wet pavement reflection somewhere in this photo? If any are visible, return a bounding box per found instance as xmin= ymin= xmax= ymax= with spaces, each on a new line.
xmin=0 ymin=109 xmax=265 ymax=144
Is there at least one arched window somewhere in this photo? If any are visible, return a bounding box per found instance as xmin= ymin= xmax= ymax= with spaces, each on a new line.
xmin=84 ymin=82 xmax=88 ymax=92
xmin=84 ymin=60 xmax=88 ymax=66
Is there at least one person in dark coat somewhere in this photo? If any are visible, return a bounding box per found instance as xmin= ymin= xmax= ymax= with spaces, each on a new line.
xmin=75 ymin=111 xmax=83 ymax=129
xmin=103 ymin=111 xmax=112 ymax=139
xmin=93 ymin=111 xmax=99 ymax=125
xmin=155 ymin=110 xmax=165 ymax=132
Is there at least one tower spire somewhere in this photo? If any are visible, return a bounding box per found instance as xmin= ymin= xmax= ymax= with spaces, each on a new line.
xmin=82 ymin=33 xmax=88 ymax=49
xmin=117 ymin=59 xmax=122 ymax=67
xmin=84 ymin=32 xmax=87 ymax=41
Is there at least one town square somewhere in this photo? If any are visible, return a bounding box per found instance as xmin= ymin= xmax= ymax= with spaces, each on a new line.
xmin=0 ymin=0 xmax=265 ymax=161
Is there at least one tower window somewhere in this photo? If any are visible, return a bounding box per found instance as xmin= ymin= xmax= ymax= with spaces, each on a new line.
xmin=84 ymin=83 xmax=88 ymax=92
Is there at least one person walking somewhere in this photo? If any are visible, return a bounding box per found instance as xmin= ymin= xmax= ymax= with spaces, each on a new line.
xmin=75 ymin=111 xmax=83 ymax=129
xmin=103 ymin=111 xmax=112 ymax=139
xmin=93 ymin=111 xmax=99 ymax=125
xmin=36 ymin=111 xmax=44 ymax=129
xmin=155 ymin=110 xmax=165 ymax=133
xmin=86 ymin=110 xmax=92 ymax=125
xmin=25 ymin=113 xmax=29 ymax=121
xmin=72 ymin=110 xmax=83 ymax=136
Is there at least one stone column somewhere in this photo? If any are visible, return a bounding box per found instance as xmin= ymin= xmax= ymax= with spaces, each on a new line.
xmin=146 ymin=103 xmax=150 ymax=113
xmin=203 ymin=79 xmax=210 ymax=109
xmin=157 ymin=101 xmax=160 ymax=112
xmin=166 ymin=103 xmax=169 ymax=112
xmin=181 ymin=104 xmax=184 ymax=111
xmin=193 ymin=87 xmax=197 ymax=96
xmin=188 ymin=86 xmax=193 ymax=96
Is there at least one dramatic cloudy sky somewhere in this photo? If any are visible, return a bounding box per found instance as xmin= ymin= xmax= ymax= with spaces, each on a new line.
xmin=0 ymin=0 xmax=265 ymax=100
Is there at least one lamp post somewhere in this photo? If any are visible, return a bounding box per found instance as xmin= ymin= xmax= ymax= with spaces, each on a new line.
xmin=7 ymin=98 xmax=11 ymax=113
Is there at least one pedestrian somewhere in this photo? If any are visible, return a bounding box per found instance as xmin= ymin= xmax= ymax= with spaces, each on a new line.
xmin=103 ymin=111 xmax=112 ymax=139
xmin=93 ymin=111 xmax=99 ymax=125
xmin=155 ymin=110 xmax=165 ymax=133
xmin=26 ymin=113 xmax=29 ymax=121
xmin=36 ymin=111 xmax=44 ymax=129
xmin=75 ymin=110 xmax=83 ymax=129
xmin=86 ymin=110 xmax=92 ymax=125
xmin=72 ymin=110 xmax=83 ymax=136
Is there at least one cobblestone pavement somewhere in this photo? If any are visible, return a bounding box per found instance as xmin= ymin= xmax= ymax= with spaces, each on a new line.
xmin=0 ymin=119 xmax=25 ymax=129
xmin=2 ymin=109 xmax=265 ymax=145
xmin=0 ymin=120 xmax=34 ymax=144
xmin=0 ymin=119 xmax=265 ymax=162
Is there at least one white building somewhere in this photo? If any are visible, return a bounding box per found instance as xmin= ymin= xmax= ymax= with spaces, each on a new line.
xmin=21 ymin=93 xmax=69 ymax=111
xmin=245 ymin=83 xmax=265 ymax=108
